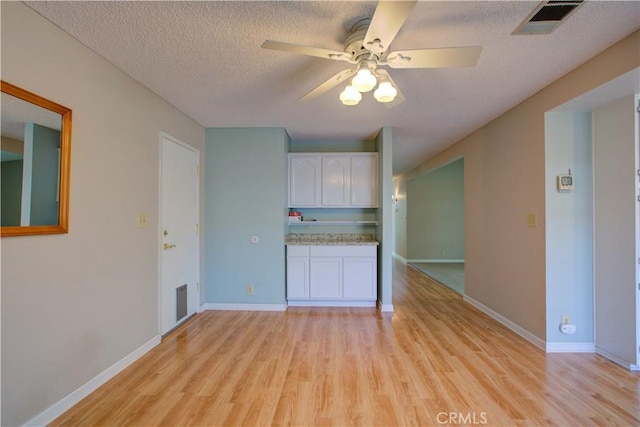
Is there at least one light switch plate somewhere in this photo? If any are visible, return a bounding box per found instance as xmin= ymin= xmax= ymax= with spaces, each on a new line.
xmin=137 ymin=214 xmax=148 ymax=228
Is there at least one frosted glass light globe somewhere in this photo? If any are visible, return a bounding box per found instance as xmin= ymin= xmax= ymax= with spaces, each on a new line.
xmin=374 ymin=81 xmax=398 ymax=103
xmin=352 ymin=69 xmax=377 ymax=92
xmin=339 ymin=85 xmax=362 ymax=105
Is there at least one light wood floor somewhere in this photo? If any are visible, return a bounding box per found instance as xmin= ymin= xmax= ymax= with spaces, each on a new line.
xmin=52 ymin=261 xmax=639 ymax=426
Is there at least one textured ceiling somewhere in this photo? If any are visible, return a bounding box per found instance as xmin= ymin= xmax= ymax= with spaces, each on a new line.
xmin=24 ymin=1 xmax=640 ymax=174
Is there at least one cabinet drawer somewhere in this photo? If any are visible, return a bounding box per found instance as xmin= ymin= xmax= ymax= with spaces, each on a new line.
xmin=310 ymin=245 xmax=376 ymax=257
xmin=287 ymin=245 xmax=309 ymax=257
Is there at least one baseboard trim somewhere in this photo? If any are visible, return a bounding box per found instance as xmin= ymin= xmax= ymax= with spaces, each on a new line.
xmin=287 ymin=300 xmax=376 ymax=308
xmin=596 ymin=347 xmax=639 ymax=370
xmin=463 ymin=295 xmax=545 ymax=351
xmin=546 ymin=342 xmax=595 ymax=353
xmin=392 ymin=252 xmax=407 ymax=264
xmin=377 ymin=300 xmax=394 ymax=312
xmin=407 ymin=259 xmax=465 ymax=263
xmin=202 ymin=303 xmax=287 ymax=312
xmin=24 ymin=335 xmax=161 ymax=427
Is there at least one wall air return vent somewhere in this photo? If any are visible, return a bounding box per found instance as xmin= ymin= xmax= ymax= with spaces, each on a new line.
xmin=513 ymin=1 xmax=585 ymax=35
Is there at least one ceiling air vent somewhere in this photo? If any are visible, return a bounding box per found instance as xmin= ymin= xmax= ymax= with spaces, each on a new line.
xmin=512 ymin=1 xmax=585 ymax=35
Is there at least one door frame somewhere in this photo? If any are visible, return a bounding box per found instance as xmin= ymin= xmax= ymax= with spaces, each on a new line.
xmin=158 ymin=131 xmax=200 ymax=336
xmin=635 ymin=93 xmax=640 ymax=367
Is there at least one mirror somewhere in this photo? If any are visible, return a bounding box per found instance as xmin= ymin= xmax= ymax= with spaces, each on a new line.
xmin=1 ymin=81 xmax=72 ymax=237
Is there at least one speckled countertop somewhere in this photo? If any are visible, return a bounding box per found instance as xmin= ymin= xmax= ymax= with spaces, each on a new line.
xmin=286 ymin=233 xmax=378 ymax=246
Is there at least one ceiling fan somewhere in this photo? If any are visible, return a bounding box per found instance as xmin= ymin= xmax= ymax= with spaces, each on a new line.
xmin=262 ymin=0 xmax=482 ymax=106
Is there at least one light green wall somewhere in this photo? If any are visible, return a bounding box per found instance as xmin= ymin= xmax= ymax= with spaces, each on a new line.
xmin=1 ymin=159 xmax=23 ymax=225
xmin=544 ymin=112 xmax=593 ymax=344
xmin=290 ymin=139 xmax=376 ymax=153
xmin=592 ymin=95 xmax=638 ymax=366
xmin=29 ymin=123 xmax=60 ymax=225
xmin=205 ymin=128 xmax=289 ymax=305
xmin=407 ymin=158 xmax=464 ymax=260
xmin=376 ymin=127 xmax=393 ymax=310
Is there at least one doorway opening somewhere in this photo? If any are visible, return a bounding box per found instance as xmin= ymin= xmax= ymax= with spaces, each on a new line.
xmin=406 ymin=158 xmax=465 ymax=294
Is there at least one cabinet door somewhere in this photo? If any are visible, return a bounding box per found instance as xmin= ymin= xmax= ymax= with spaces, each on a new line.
xmin=321 ymin=156 xmax=350 ymax=207
xmin=287 ymin=257 xmax=309 ymax=299
xmin=289 ymin=155 xmax=320 ymax=207
xmin=343 ymin=257 xmax=377 ymax=299
xmin=350 ymin=154 xmax=378 ymax=207
xmin=310 ymin=257 xmax=342 ymax=299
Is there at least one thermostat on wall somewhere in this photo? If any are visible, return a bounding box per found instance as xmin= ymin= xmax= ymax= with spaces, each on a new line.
xmin=557 ymin=173 xmax=573 ymax=192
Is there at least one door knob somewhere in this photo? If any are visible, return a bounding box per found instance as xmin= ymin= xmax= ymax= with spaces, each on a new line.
xmin=163 ymin=243 xmax=176 ymax=250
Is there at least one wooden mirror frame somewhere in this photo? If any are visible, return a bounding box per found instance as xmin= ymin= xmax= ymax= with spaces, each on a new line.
xmin=1 ymin=81 xmax=72 ymax=237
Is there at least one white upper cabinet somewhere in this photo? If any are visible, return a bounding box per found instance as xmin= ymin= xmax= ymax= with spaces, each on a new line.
xmin=289 ymin=153 xmax=378 ymax=208
xmin=289 ymin=155 xmax=321 ymax=207
xmin=350 ymin=155 xmax=378 ymax=207
xmin=321 ymin=156 xmax=350 ymax=206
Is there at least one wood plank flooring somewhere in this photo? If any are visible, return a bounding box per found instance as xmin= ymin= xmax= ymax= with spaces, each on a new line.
xmin=52 ymin=261 xmax=639 ymax=426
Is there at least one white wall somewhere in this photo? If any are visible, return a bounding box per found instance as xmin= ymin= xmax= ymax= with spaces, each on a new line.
xmin=544 ymin=112 xmax=593 ymax=347
xmin=402 ymin=31 xmax=639 ymax=342
xmin=1 ymin=3 xmax=205 ymax=425
xmin=406 ymin=159 xmax=464 ymax=261
xmin=593 ymin=95 xmax=638 ymax=367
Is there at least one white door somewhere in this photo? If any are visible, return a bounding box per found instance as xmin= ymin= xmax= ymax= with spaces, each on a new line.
xmin=343 ymin=257 xmax=377 ymax=299
xmin=321 ymin=156 xmax=350 ymax=206
xmin=350 ymin=154 xmax=378 ymax=207
xmin=289 ymin=155 xmax=320 ymax=207
xmin=160 ymin=134 xmax=199 ymax=335
xmin=310 ymin=257 xmax=342 ymax=299
xmin=286 ymin=257 xmax=309 ymax=299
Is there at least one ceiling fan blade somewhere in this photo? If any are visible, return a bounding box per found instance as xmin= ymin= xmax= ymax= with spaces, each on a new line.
xmin=385 ymin=46 xmax=483 ymax=69
xmin=299 ymin=69 xmax=356 ymax=101
xmin=262 ymin=40 xmax=351 ymax=62
xmin=364 ymin=1 xmax=417 ymax=54
xmin=375 ymin=69 xmax=405 ymax=108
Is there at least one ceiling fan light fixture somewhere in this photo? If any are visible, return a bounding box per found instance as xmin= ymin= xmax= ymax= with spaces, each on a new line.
xmin=374 ymin=81 xmax=398 ymax=103
xmin=339 ymin=85 xmax=362 ymax=106
xmin=352 ymin=68 xmax=377 ymax=92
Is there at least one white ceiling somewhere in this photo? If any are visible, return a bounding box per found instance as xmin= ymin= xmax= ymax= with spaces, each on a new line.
xmin=24 ymin=1 xmax=640 ymax=174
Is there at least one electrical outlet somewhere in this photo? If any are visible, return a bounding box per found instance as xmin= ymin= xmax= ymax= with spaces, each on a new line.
xmin=559 ymin=323 xmax=576 ymax=334
xmin=561 ymin=315 xmax=570 ymax=324
xmin=246 ymin=284 xmax=254 ymax=296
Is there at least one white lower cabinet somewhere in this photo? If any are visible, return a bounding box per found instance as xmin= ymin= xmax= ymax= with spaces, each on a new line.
xmin=343 ymin=257 xmax=377 ymax=299
xmin=309 ymin=257 xmax=342 ymax=299
xmin=287 ymin=245 xmax=377 ymax=306
xmin=286 ymin=257 xmax=309 ymax=299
